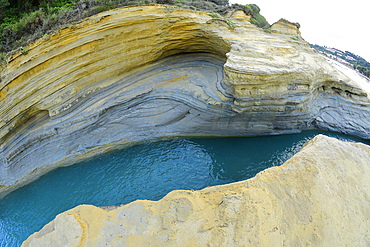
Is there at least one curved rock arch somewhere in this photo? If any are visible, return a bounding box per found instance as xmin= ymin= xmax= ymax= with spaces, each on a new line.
xmin=0 ymin=5 xmax=370 ymax=198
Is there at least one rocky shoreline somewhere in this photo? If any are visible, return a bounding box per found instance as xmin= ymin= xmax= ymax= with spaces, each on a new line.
xmin=0 ymin=5 xmax=370 ymax=245
xmin=22 ymin=135 xmax=370 ymax=246
xmin=1 ymin=5 xmax=369 ymax=199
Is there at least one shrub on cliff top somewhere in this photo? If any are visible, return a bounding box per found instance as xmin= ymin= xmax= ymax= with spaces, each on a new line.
xmin=278 ymin=18 xmax=300 ymax=28
xmin=0 ymin=0 xmax=270 ymax=67
xmin=230 ymin=3 xmax=269 ymax=29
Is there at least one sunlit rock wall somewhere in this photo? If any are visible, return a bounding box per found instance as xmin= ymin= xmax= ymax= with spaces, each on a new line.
xmin=271 ymin=18 xmax=301 ymax=35
xmin=1 ymin=5 xmax=370 ymax=197
xmin=22 ymin=135 xmax=370 ymax=246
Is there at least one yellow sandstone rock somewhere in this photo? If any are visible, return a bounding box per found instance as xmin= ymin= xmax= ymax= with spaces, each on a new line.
xmin=1 ymin=5 xmax=370 ymax=198
xmin=271 ymin=19 xmax=301 ymax=35
xmin=22 ymin=135 xmax=370 ymax=246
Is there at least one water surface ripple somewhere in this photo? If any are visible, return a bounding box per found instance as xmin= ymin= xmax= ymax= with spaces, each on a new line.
xmin=0 ymin=130 xmax=367 ymax=246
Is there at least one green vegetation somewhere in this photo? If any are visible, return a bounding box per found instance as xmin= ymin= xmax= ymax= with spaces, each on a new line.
xmin=353 ymin=64 xmax=370 ymax=78
xmin=0 ymin=0 xmax=130 ymax=61
xmin=20 ymin=47 xmax=29 ymax=55
xmin=311 ymin=44 xmax=370 ymax=79
xmin=230 ymin=3 xmax=269 ymax=29
xmin=0 ymin=1 xmax=270 ymax=66
xmin=208 ymin=12 xmax=235 ymax=29
xmin=246 ymin=4 xmax=269 ymax=29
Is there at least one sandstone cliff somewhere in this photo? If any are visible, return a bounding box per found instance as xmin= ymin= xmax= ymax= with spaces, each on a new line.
xmin=1 ymin=5 xmax=370 ymax=197
xmin=22 ymin=135 xmax=370 ymax=246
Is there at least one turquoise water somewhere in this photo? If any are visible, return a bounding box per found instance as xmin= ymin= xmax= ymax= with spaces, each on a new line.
xmin=0 ymin=130 xmax=368 ymax=246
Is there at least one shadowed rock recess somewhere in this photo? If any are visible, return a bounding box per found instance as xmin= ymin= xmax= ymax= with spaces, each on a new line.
xmin=0 ymin=5 xmax=370 ymax=200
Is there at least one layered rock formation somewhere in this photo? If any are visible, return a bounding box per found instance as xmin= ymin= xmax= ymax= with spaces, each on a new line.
xmin=1 ymin=5 xmax=370 ymax=197
xmin=22 ymin=135 xmax=370 ymax=246
xmin=271 ymin=19 xmax=301 ymax=35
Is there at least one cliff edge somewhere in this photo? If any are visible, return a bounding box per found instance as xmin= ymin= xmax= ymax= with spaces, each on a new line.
xmin=1 ymin=5 xmax=370 ymax=198
xmin=22 ymin=135 xmax=370 ymax=246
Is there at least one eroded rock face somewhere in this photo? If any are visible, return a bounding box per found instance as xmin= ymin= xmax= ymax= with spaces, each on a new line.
xmin=271 ymin=19 xmax=301 ymax=35
xmin=1 ymin=5 xmax=370 ymax=197
xmin=22 ymin=135 xmax=370 ymax=246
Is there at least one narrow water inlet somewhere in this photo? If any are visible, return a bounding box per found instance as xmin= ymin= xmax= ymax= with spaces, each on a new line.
xmin=1 ymin=5 xmax=370 ymax=246
xmin=0 ymin=130 xmax=368 ymax=247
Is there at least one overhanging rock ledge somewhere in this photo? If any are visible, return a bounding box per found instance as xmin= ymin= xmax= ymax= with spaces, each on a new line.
xmin=0 ymin=5 xmax=370 ymax=197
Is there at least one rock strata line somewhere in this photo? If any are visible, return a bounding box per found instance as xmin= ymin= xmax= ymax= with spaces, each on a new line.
xmin=1 ymin=5 xmax=370 ymax=197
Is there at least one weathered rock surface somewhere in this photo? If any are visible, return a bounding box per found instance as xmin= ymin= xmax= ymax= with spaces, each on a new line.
xmin=1 ymin=5 xmax=370 ymax=197
xmin=22 ymin=135 xmax=370 ymax=246
xmin=271 ymin=19 xmax=301 ymax=35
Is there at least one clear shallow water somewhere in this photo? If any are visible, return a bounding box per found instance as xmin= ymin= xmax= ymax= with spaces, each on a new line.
xmin=0 ymin=130 xmax=368 ymax=246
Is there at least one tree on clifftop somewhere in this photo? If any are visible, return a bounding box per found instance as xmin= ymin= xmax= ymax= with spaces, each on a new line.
xmin=0 ymin=0 xmax=9 ymax=18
